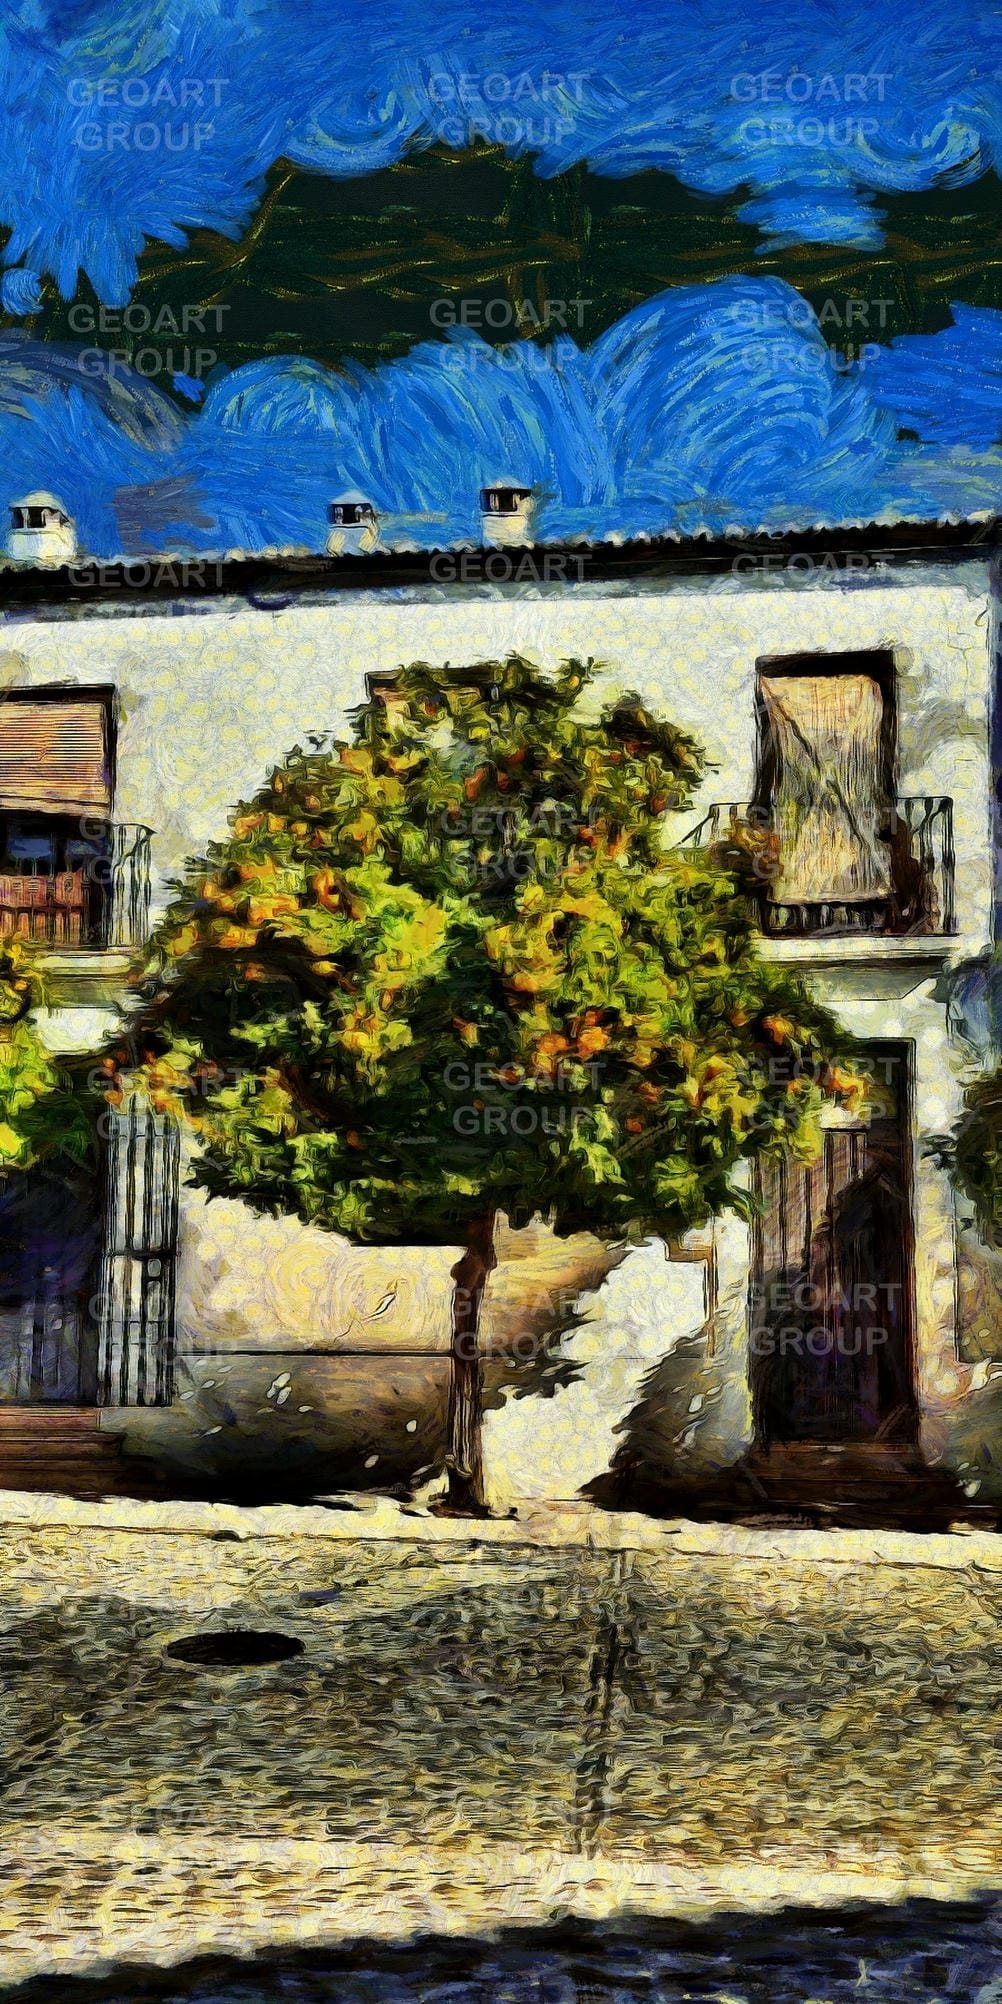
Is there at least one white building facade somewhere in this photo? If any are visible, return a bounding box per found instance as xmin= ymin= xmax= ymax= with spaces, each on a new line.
xmin=0 ymin=525 xmax=1000 ymax=1516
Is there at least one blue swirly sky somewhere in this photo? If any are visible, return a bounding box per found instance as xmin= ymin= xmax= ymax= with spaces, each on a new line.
xmin=2 ymin=2 xmax=1002 ymax=552
xmin=2 ymin=0 xmax=1001 ymax=295
xmin=0 ymin=281 xmax=1000 ymax=557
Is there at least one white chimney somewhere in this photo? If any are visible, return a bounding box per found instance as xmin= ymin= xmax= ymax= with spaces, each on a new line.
xmin=6 ymin=492 xmax=78 ymax=566
xmin=326 ymin=491 xmax=380 ymax=557
xmin=480 ymin=481 xmax=533 ymax=548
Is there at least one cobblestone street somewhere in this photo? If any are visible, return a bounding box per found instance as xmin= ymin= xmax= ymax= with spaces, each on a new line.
xmin=8 ymin=1901 xmax=1002 ymax=2003
xmin=2 ymin=1500 xmax=1002 ymax=1989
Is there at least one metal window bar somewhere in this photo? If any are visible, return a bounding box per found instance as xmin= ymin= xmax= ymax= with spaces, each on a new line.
xmin=104 ymin=822 xmax=153 ymax=949
xmin=97 ymin=1096 xmax=181 ymax=1408
xmin=674 ymin=797 xmax=956 ymax=937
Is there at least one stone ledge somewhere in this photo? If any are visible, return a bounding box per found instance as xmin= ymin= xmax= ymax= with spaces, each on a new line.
xmin=29 ymin=947 xmax=133 ymax=1007
xmin=757 ymin=932 xmax=964 ymax=967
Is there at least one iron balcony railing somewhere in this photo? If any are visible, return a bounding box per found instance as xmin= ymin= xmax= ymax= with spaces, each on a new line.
xmin=0 ymin=822 xmax=153 ymax=950
xmin=676 ymin=796 xmax=956 ymax=937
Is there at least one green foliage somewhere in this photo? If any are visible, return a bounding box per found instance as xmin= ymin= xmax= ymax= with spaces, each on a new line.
xmin=0 ymin=947 xmax=94 ymax=1174
xmin=134 ymin=655 xmax=862 ymax=1246
xmin=942 ymin=1067 xmax=1002 ymax=1249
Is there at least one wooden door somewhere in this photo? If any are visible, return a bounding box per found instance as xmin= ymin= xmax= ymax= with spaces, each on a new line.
xmin=750 ymin=1042 xmax=916 ymax=1445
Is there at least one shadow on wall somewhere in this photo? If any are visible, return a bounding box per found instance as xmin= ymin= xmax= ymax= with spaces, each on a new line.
xmin=104 ymin=1205 xmax=637 ymax=1502
xmin=931 ymin=1222 xmax=1002 ymax=1507
xmin=105 ymin=1200 xmax=766 ymax=1507
xmin=582 ymin=1217 xmax=1002 ymax=1525
xmin=581 ymin=1216 xmax=754 ymax=1512
xmin=20 ymin=1167 xmax=1002 ymax=1512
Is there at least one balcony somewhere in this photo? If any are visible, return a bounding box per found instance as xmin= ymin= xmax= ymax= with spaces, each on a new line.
xmin=0 ymin=822 xmax=152 ymax=953
xmin=677 ymin=797 xmax=956 ymax=942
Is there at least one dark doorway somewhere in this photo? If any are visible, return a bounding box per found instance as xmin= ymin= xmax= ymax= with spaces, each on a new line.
xmin=750 ymin=1040 xmax=917 ymax=1445
xmin=0 ymin=1160 xmax=104 ymax=1402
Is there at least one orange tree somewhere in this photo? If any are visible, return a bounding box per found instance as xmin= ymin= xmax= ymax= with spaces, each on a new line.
xmin=129 ymin=656 xmax=861 ymax=1512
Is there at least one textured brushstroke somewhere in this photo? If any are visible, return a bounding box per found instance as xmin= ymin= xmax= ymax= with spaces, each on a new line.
xmin=1 ymin=0 xmax=1002 ymax=308
xmin=3 ymin=1511 xmax=1002 ymax=1985
xmin=1 ymin=280 xmax=1002 ymax=556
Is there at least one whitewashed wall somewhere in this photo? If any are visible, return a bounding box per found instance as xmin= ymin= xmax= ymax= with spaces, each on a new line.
xmin=0 ymin=563 xmax=992 ymax=943
xmin=2 ymin=561 xmax=997 ymax=1501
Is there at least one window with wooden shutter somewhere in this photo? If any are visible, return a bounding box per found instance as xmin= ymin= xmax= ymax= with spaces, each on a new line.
xmin=0 ymin=691 xmax=116 ymax=944
xmin=757 ymin=670 xmax=892 ymax=907
xmin=754 ymin=650 xmax=897 ymax=923
xmin=0 ymin=691 xmax=113 ymax=817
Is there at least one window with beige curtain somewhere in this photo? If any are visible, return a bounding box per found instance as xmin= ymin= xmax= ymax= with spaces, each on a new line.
xmin=758 ymin=672 xmax=892 ymax=907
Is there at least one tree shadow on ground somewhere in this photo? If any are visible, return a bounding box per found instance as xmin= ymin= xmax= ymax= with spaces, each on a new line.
xmin=3 ymin=1896 xmax=1002 ymax=2001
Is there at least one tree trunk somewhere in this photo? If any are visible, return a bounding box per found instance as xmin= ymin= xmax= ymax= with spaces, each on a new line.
xmin=439 ymin=1210 xmax=497 ymax=1515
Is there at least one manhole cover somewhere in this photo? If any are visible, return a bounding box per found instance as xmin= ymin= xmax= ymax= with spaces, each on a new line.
xmin=164 ymin=1629 xmax=306 ymax=1668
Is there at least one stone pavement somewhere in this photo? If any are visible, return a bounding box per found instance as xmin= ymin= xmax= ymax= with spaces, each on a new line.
xmin=9 ymin=1901 xmax=1002 ymax=2003
xmin=2 ymin=1493 xmax=1002 ymax=1986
